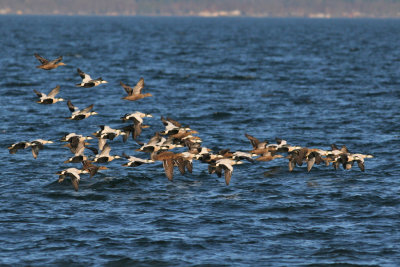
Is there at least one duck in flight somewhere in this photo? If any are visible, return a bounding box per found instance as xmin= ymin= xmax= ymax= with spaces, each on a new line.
xmin=214 ymin=158 xmax=243 ymax=185
xmin=34 ymin=85 xmax=64 ymax=104
xmin=92 ymin=125 xmax=126 ymax=141
xmin=121 ymin=111 xmax=153 ymax=140
xmin=34 ymin=53 xmax=66 ymax=70
xmin=63 ymin=137 xmax=88 ymax=163
xmin=120 ymin=77 xmax=152 ymax=101
xmin=90 ymin=144 xmax=121 ymax=163
xmin=122 ymin=153 xmax=154 ymax=167
xmin=56 ymin=168 xmax=88 ymax=191
xmin=76 ymin=68 xmax=108 ymax=88
xmin=66 ymin=100 xmax=98 ymax=120
xmin=8 ymin=139 xmax=53 ymax=159
xmin=81 ymin=160 xmax=108 ymax=178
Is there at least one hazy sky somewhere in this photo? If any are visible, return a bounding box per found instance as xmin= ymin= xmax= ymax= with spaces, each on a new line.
xmin=1 ymin=0 xmax=399 ymax=17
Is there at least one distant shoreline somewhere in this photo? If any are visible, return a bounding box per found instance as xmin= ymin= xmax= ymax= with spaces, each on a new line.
xmin=1 ymin=13 xmax=400 ymax=19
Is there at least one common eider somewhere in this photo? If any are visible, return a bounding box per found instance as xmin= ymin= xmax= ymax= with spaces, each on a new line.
xmin=34 ymin=85 xmax=64 ymax=104
xmin=66 ymin=100 xmax=98 ymax=120
xmin=120 ymin=78 xmax=152 ymax=101
xmin=34 ymin=53 xmax=66 ymax=70
xmin=76 ymin=68 xmax=108 ymax=88
xmin=56 ymin=168 xmax=88 ymax=191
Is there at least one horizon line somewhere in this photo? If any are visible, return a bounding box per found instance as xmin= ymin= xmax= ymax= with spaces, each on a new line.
xmin=1 ymin=13 xmax=400 ymax=19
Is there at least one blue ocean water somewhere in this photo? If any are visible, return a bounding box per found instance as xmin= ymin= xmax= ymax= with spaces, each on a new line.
xmin=0 ymin=15 xmax=399 ymax=266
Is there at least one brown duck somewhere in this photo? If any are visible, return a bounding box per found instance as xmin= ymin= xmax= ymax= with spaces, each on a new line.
xmin=121 ymin=78 xmax=152 ymax=101
xmin=34 ymin=53 xmax=66 ymax=70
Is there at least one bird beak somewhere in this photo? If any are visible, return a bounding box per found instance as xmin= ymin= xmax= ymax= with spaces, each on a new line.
xmin=146 ymin=114 xmax=153 ymax=117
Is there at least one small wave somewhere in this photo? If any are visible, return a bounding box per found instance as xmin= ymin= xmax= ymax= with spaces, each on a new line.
xmin=209 ymin=111 xmax=232 ymax=119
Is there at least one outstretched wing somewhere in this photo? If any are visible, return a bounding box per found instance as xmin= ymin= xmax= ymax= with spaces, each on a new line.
xmin=34 ymin=89 xmax=44 ymax=98
xmin=224 ymin=167 xmax=232 ymax=185
xmin=34 ymin=53 xmax=48 ymax=64
xmin=133 ymin=122 xmax=142 ymax=140
xmin=132 ymin=77 xmax=144 ymax=95
xmin=244 ymin=133 xmax=260 ymax=149
xmin=67 ymin=100 xmax=78 ymax=112
xmin=49 ymin=56 xmax=63 ymax=64
xmin=80 ymin=104 xmax=94 ymax=114
xmin=120 ymin=81 xmax=133 ymax=96
xmin=166 ymin=117 xmax=182 ymax=128
xmin=77 ymin=68 xmax=92 ymax=82
xmin=31 ymin=145 xmax=39 ymax=159
xmin=99 ymin=144 xmax=111 ymax=157
xmin=70 ymin=175 xmax=80 ymax=191
xmin=357 ymin=160 xmax=365 ymax=172
xmin=174 ymin=157 xmax=186 ymax=175
xmin=47 ymin=85 xmax=61 ymax=98
xmin=162 ymin=159 xmax=174 ymax=181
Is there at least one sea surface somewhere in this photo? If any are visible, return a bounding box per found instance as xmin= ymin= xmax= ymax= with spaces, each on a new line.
xmin=0 ymin=15 xmax=399 ymax=266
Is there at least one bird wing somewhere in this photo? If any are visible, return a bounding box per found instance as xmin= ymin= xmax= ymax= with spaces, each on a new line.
xmin=174 ymin=157 xmax=186 ymax=175
xmin=162 ymin=159 xmax=174 ymax=181
xmin=307 ymin=157 xmax=316 ymax=172
xmin=67 ymin=100 xmax=78 ymax=112
xmin=132 ymin=77 xmax=145 ymax=95
xmin=357 ymin=160 xmax=365 ymax=172
xmin=133 ymin=122 xmax=142 ymax=140
xmin=34 ymin=53 xmax=48 ymax=64
xmin=120 ymin=81 xmax=133 ymax=96
xmin=245 ymin=133 xmax=260 ymax=149
xmin=70 ymin=175 xmax=80 ymax=191
xmin=160 ymin=116 xmax=169 ymax=126
xmin=31 ymin=140 xmax=45 ymax=149
xmin=47 ymin=85 xmax=61 ymax=98
xmin=288 ymin=160 xmax=295 ymax=172
xmin=166 ymin=117 xmax=182 ymax=128
xmin=185 ymin=160 xmax=193 ymax=174
xmin=132 ymin=114 xmax=143 ymax=124
xmin=80 ymin=104 xmax=94 ymax=114
xmin=75 ymin=144 xmax=86 ymax=157
xmin=31 ymin=145 xmax=39 ymax=159
xmin=224 ymin=167 xmax=232 ymax=185
xmin=98 ymin=137 xmax=107 ymax=151
xmin=147 ymin=132 xmax=161 ymax=145
xmin=77 ymin=68 xmax=92 ymax=82
xmin=82 ymin=160 xmax=99 ymax=178
xmin=34 ymin=90 xmax=45 ymax=98
xmin=49 ymin=56 xmax=63 ymax=64
xmin=99 ymin=144 xmax=111 ymax=157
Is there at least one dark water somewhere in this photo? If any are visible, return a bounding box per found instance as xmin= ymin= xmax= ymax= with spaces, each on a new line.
xmin=1 ymin=15 xmax=400 ymax=266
